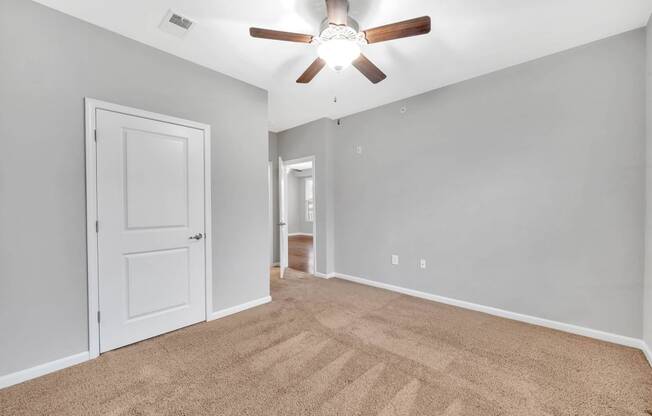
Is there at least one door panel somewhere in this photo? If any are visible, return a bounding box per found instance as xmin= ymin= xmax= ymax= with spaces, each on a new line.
xmin=96 ymin=109 xmax=206 ymax=353
xmin=125 ymin=248 xmax=190 ymax=319
xmin=124 ymin=130 xmax=189 ymax=229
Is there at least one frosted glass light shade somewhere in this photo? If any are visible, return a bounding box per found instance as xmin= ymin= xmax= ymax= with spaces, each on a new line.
xmin=318 ymin=39 xmax=361 ymax=71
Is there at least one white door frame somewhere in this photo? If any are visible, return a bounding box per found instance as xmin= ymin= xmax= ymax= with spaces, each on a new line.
xmin=268 ymin=161 xmax=274 ymax=266
xmin=281 ymin=156 xmax=317 ymax=275
xmin=278 ymin=157 xmax=288 ymax=277
xmin=84 ymin=98 xmax=213 ymax=359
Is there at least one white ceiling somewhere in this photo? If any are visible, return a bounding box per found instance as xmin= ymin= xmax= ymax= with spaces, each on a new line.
xmin=34 ymin=0 xmax=652 ymax=132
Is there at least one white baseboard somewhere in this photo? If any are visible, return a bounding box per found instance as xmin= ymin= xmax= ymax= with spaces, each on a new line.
xmin=271 ymin=262 xmax=280 ymax=267
xmin=335 ymin=272 xmax=645 ymax=351
xmin=0 ymin=351 xmax=90 ymax=390
xmin=288 ymin=233 xmax=313 ymax=237
xmin=2 ymin=287 xmax=648 ymax=393
xmin=314 ymin=272 xmax=335 ymax=279
xmin=0 ymin=297 xmax=273 ymax=390
xmin=209 ymin=296 xmax=272 ymax=321
xmin=641 ymin=341 xmax=652 ymax=367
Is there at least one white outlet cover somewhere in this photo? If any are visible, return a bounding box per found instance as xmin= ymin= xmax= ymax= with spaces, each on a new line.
xmin=392 ymin=255 xmax=399 ymax=265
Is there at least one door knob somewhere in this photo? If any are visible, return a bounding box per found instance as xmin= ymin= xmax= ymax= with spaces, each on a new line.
xmin=278 ymin=222 xmax=287 ymax=226
xmin=189 ymin=233 xmax=204 ymax=240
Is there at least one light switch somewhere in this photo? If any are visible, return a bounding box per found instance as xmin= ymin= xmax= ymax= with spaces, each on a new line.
xmin=392 ymin=255 xmax=399 ymax=265
xmin=419 ymin=259 xmax=427 ymax=269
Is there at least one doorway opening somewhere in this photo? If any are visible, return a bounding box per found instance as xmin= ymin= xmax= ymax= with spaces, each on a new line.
xmin=278 ymin=157 xmax=316 ymax=277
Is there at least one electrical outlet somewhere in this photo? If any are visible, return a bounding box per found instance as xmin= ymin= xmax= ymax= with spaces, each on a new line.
xmin=419 ymin=259 xmax=427 ymax=269
xmin=391 ymin=255 xmax=399 ymax=265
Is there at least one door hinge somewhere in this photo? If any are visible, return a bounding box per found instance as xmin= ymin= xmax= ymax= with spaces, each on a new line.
xmin=97 ymin=311 xmax=101 ymax=323
xmin=95 ymin=221 xmax=99 ymax=233
xmin=94 ymin=129 xmax=97 ymax=142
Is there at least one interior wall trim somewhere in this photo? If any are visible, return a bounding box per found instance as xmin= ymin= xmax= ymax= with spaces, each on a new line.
xmin=2 ymin=275 xmax=649 ymax=391
xmin=209 ymin=296 xmax=272 ymax=321
xmin=335 ymin=272 xmax=650 ymax=365
xmin=642 ymin=342 xmax=652 ymax=367
xmin=0 ymin=352 xmax=90 ymax=390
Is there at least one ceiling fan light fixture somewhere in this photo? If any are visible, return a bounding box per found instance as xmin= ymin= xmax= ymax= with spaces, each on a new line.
xmin=249 ymin=0 xmax=432 ymax=84
xmin=317 ymin=23 xmax=366 ymax=72
xmin=318 ymin=39 xmax=360 ymax=71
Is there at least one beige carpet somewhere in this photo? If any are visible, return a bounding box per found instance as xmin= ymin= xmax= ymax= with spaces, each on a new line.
xmin=1 ymin=268 xmax=651 ymax=415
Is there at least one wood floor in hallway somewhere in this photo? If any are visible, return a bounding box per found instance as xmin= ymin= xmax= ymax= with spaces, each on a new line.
xmin=288 ymin=234 xmax=313 ymax=273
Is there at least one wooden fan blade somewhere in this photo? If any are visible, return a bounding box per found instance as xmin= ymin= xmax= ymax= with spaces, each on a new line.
xmin=352 ymin=54 xmax=387 ymax=84
xmin=325 ymin=0 xmax=349 ymax=25
xmin=297 ymin=58 xmax=327 ymax=83
xmin=249 ymin=27 xmax=313 ymax=43
xmin=363 ymin=16 xmax=431 ymax=44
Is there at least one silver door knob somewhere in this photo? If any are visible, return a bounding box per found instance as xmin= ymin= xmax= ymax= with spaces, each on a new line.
xmin=189 ymin=233 xmax=204 ymax=240
xmin=278 ymin=222 xmax=287 ymax=226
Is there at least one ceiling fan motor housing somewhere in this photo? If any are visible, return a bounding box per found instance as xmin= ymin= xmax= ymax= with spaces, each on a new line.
xmin=319 ymin=16 xmax=360 ymax=36
xmin=317 ymin=20 xmax=367 ymax=48
xmin=314 ymin=17 xmax=367 ymax=46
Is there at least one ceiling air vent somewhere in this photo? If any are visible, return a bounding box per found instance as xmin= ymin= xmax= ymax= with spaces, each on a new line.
xmin=159 ymin=10 xmax=195 ymax=38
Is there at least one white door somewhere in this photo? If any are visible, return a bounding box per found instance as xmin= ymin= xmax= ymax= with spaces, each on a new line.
xmin=278 ymin=157 xmax=288 ymax=277
xmin=96 ymin=109 xmax=207 ymax=353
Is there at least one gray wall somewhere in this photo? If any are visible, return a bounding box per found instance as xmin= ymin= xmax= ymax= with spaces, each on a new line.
xmin=0 ymin=0 xmax=269 ymax=377
xmin=334 ymin=29 xmax=645 ymax=338
xmin=281 ymin=30 xmax=646 ymax=338
xmin=645 ymin=17 xmax=652 ymax=348
xmin=278 ymin=120 xmax=336 ymax=275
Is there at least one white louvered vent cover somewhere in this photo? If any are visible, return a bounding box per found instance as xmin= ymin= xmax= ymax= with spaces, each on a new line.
xmin=159 ymin=10 xmax=195 ymax=38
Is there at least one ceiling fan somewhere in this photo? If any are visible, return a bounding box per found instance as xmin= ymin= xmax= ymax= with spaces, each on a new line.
xmin=249 ymin=0 xmax=431 ymax=84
